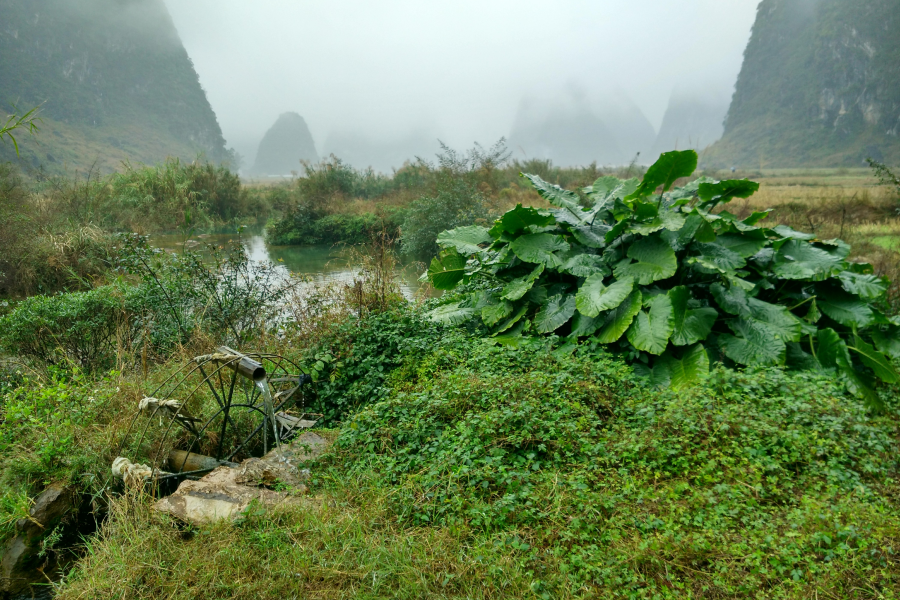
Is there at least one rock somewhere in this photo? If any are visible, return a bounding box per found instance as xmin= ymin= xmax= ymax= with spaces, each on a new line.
xmin=236 ymin=432 xmax=328 ymax=488
xmin=154 ymin=432 xmax=330 ymax=526
xmin=154 ymin=466 xmax=302 ymax=526
xmin=1 ymin=483 xmax=75 ymax=597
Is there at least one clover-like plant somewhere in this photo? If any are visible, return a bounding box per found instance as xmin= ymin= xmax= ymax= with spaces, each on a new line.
xmin=425 ymin=150 xmax=900 ymax=399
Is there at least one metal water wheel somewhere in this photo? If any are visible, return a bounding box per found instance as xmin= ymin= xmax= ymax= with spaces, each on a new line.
xmin=116 ymin=346 xmax=315 ymax=486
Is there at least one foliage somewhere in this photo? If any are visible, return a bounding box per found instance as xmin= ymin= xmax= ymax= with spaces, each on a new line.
xmin=266 ymin=156 xmax=402 ymax=245
xmin=400 ymin=141 xmax=508 ymax=259
xmin=868 ymin=158 xmax=900 ymax=208
xmin=304 ymin=306 xmax=445 ymax=424
xmin=119 ymin=233 xmax=296 ymax=349
xmin=0 ymin=368 xmax=116 ymax=484
xmin=427 ymin=150 xmax=900 ymax=400
xmin=0 ymin=233 xmax=296 ymax=369
xmin=0 ymin=105 xmax=40 ymax=155
xmin=320 ymin=335 xmax=900 ymax=596
xmin=0 ymin=283 xmax=139 ymax=370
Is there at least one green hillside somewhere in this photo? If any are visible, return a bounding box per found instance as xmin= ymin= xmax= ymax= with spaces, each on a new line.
xmin=0 ymin=0 xmax=228 ymax=173
xmin=707 ymin=0 xmax=900 ymax=168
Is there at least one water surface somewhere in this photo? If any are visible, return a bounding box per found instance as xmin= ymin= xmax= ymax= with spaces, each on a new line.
xmin=148 ymin=232 xmax=425 ymax=298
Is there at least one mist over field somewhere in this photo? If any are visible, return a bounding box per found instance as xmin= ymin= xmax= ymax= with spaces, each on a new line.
xmin=162 ymin=0 xmax=760 ymax=170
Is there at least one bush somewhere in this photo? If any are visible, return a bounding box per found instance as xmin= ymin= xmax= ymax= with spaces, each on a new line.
xmin=427 ymin=150 xmax=900 ymax=401
xmin=323 ymin=337 xmax=900 ymax=595
xmin=0 ymin=283 xmax=137 ymax=369
xmin=304 ymin=306 xmax=446 ymax=424
xmin=400 ymin=178 xmax=489 ymax=259
xmin=400 ymin=141 xmax=508 ymax=259
xmin=266 ymin=157 xmax=401 ymax=246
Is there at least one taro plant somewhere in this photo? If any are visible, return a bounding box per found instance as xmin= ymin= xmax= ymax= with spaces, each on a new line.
xmin=425 ymin=150 xmax=900 ymax=399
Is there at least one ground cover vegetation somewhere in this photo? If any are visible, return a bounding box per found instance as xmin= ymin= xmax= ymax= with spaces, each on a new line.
xmin=1 ymin=146 xmax=899 ymax=598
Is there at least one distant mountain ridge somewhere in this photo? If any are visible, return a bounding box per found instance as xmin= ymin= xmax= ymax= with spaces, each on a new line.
xmin=0 ymin=0 xmax=228 ymax=172
xmin=651 ymin=93 xmax=729 ymax=161
xmin=708 ymin=0 xmax=900 ymax=167
xmin=252 ymin=112 xmax=319 ymax=176
xmin=508 ymin=94 xmax=656 ymax=167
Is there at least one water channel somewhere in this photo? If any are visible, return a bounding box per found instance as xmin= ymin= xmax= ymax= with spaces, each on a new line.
xmin=148 ymin=232 xmax=426 ymax=299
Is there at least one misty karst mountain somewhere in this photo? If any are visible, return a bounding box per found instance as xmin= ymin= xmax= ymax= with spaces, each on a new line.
xmin=508 ymin=93 xmax=656 ymax=167
xmin=0 ymin=0 xmax=228 ymax=172
xmin=252 ymin=112 xmax=319 ymax=175
xmin=651 ymin=92 xmax=729 ymax=159
xmin=709 ymin=0 xmax=900 ymax=167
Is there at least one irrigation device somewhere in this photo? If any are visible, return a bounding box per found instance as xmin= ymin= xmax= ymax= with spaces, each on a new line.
xmin=115 ymin=346 xmax=314 ymax=485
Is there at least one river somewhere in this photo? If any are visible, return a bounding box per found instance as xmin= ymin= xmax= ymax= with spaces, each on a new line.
xmin=148 ymin=232 xmax=427 ymax=299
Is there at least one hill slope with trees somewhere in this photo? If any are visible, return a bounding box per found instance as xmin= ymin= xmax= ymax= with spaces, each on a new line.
xmin=707 ymin=0 xmax=900 ymax=168
xmin=0 ymin=0 xmax=229 ymax=173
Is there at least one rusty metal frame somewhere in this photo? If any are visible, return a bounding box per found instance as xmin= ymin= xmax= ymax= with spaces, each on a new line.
xmin=116 ymin=350 xmax=312 ymax=486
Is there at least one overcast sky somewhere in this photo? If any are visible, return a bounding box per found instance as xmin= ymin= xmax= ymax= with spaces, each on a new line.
xmin=162 ymin=0 xmax=761 ymax=166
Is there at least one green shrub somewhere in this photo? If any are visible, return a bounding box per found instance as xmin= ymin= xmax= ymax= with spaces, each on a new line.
xmin=324 ymin=338 xmax=900 ymax=596
xmin=306 ymin=306 xmax=446 ymax=424
xmin=400 ymin=141 xmax=509 ymax=259
xmin=266 ymin=157 xmax=401 ymax=246
xmin=0 ymin=283 xmax=137 ymax=369
xmin=400 ymin=179 xmax=489 ymax=259
xmin=867 ymin=158 xmax=900 ymax=210
xmin=427 ymin=150 xmax=900 ymax=401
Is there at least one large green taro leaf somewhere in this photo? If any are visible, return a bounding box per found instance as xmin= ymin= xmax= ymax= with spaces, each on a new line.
xmin=838 ymin=271 xmax=886 ymax=301
xmin=575 ymin=275 xmax=634 ymax=318
xmin=489 ymin=204 xmax=555 ymax=236
xmin=630 ymin=210 xmax=686 ymax=236
xmin=850 ymin=335 xmax=899 ymax=383
xmin=614 ymin=235 xmax=677 ymax=285
xmin=501 ymin=264 xmax=545 ymax=301
xmin=709 ymin=285 xmax=802 ymax=343
xmin=481 ymin=300 xmax=514 ymax=327
xmin=570 ymin=312 xmax=602 ymax=337
xmin=588 ymin=176 xmax=639 ymax=205
xmin=746 ymin=298 xmax=803 ymax=343
xmin=872 ymin=324 xmax=900 ymax=359
xmin=534 ymin=295 xmax=577 ymax=333
xmin=627 ymin=150 xmax=698 ymax=199
xmin=653 ymin=344 xmax=710 ymax=389
xmin=509 ymin=233 xmax=570 ymax=268
xmin=816 ymin=328 xmax=876 ymax=402
xmin=719 ymin=319 xmax=786 ymax=366
xmin=595 ymin=290 xmax=643 ymax=343
xmin=492 ymin=303 xmax=529 ymax=335
xmin=521 ymin=173 xmax=584 ymax=214
xmin=690 ymin=242 xmax=746 ymax=272
xmin=427 ymin=302 xmax=475 ymax=326
xmin=427 ymin=248 xmax=467 ymax=290
xmin=668 ymin=286 xmax=717 ymax=346
xmin=560 ymin=254 xmax=608 ymax=278
xmin=715 ymin=232 xmax=766 ymax=258
xmin=436 ymin=225 xmax=492 ymax=254
xmin=626 ymin=293 xmax=675 ymax=355
xmin=697 ymin=179 xmax=759 ymax=208
xmin=570 ymin=223 xmax=612 ymax=248
xmin=773 ymin=240 xmax=843 ymax=280
xmin=817 ymin=288 xmax=874 ymax=328
xmin=771 ymin=225 xmax=817 ymax=241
